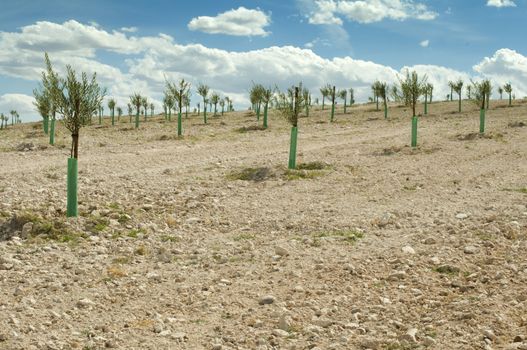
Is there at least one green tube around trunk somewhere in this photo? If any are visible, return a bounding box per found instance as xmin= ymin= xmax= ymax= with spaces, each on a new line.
xmin=288 ymin=126 xmax=298 ymax=169
xmin=344 ymin=99 xmax=347 ymax=114
xmin=49 ymin=118 xmax=55 ymax=145
xmin=135 ymin=112 xmax=139 ymax=128
xmin=67 ymin=157 xmax=78 ymax=217
xmin=384 ymin=103 xmax=388 ymax=119
xmin=376 ymin=97 xmax=379 ymax=111
xmin=111 ymin=110 xmax=115 ymax=126
xmin=411 ymin=116 xmax=418 ymax=148
xmin=459 ymin=98 xmax=462 ymax=113
xmin=168 ymin=110 xmax=172 ymax=122
xmin=178 ymin=111 xmax=182 ymax=137
xmin=330 ymin=102 xmax=335 ymax=122
xmin=44 ymin=117 xmax=49 ymax=135
xmin=99 ymin=113 xmax=102 ymax=125
xmin=479 ymin=109 xmax=485 ymax=134
xmin=424 ymin=99 xmax=428 ymax=115
xmin=256 ymin=104 xmax=260 ymax=121
xmin=305 ymin=104 xmax=309 ymax=117
xmin=263 ymin=103 xmax=268 ymax=129
xmin=509 ymin=95 xmax=512 ymax=106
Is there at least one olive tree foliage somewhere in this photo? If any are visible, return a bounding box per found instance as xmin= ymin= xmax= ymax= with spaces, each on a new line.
xmin=41 ymin=53 xmax=105 ymax=158
xmin=274 ymin=83 xmax=306 ymax=127
xmin=130 ymin=93 xmax=143 ymax=114
xmin=197 ymin=83 xmax=210 ymax=114
xmin=471 ymin=79 xmax=491 ymax=109
xmin=424 ymin=83 xmax=433 ymax=103
xmin=33 ymin=83 xmax=51 ymax=122
xmin=319 ymin=84 xmax=332 ymax=109
xmin=166 ymin=79 xmax=191 ymax=114
xmin=397 ymin=70 xmax=427 ymax=117
xmin=210 ymin=92 xmax=220 ymax=115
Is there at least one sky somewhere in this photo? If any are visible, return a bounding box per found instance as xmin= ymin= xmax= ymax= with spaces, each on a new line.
xmin=0 ymin=0 xmax=526 ymax=122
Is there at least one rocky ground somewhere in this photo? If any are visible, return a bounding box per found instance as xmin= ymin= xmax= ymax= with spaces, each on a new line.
xmin=0 ymin=100 xmax=526 ymax=350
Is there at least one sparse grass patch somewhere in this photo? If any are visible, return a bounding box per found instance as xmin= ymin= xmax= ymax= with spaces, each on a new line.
xmin=160 ymin=234 xmax=179 ymax=242
xmin=107 ymin=265 xmax=127 ymax=278
xmin=112 ymin=255 xmax=132 ymax=264
xmin=434 ymin=265 xmax=460 ymax=275
xmin=127 ymin=228 xmax=145 ymax=238
xmin=508 ymin=121 xmax=526 ymax=128
xmin=284 ymin=169 xmax=324 ymax=180
xmin=502 ymin=187 xmax=527 ymax=194
xmin=232 ymin=232 xmax=256 ymax=241
xmin=296 ymin=161 xmax=329 ymax=170
xmin=227 ymin=167 xmax=272 ymax=182
xmin=235 ymin=125 xmax=267 ymax=133
xmin=134 ymin=244 xmax=149 ymax=255
xmin=86 ymin=217 xmax=109 ymax=234
xmin=312 ymin=230 xmax=364 ymax=244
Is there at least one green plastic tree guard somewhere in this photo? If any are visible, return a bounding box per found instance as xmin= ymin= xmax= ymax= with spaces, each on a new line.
xmin=43 ymin=117 xmax=49 ymax=134
xmin=330 ymin=102 xmax=335 ymax=122
xmin=135 ymin=112 xmax=139 ymax=129
xmin=344 ymin=100 xmax=347 ymax=114
xmin=384 ymin=103 xmax=388 ymax=119
xmin=288 ymin=127 xmax=298 ymax=169
xmin=67 ymin=157 xmax=78 ymax=217
xmin=49 ymin=118 xmax=55 ymax=145
xmin=111 ymin=110 xmax=115 ymax=126
xmin=376 ymin=97 xmax=379 ymax=111
xmin=411 ymin=116 xmax=418 ymax=148
xmin=479 ymin=109 xmax=485 ymax=134
xmin=204 ymin=106 xmax=207 ymax=124
xmin=256 ymin=104 xmax=260 ymax=121
xmin=509 ymin=95 xmax=512 ymax=106
xmin=424 ymin=99 xmax=428 ymax=115
xmin=459 ymin=98 xmax=462 ymax=113
xmin=178 ymin=112 xmax=182 ymax=137
xmin=263 ymin=103 xmax=268 ymax=129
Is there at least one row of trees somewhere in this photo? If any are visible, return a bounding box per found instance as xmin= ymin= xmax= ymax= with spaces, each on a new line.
xmin=0 ymin=110 xmax=20 ymax=129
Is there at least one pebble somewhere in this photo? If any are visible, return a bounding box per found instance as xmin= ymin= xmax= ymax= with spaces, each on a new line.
xmin=456 ymin=213 xmax=469 ymax=219
xmin=388 ymin=271 xmax=406 ymax=281
xmin=76 ymin=298 xmax=95 ymax=308
xmin=399 ymin=328 xmax=418 ymax=343
xmin=464 ymin=245 xmax=478 ymax=254
xmin=274 ymin=246 xmax=289 ymax=257
xmin=272 ymin=329 xmax=289 ymax=337
xmin=259 ymin=295 xmax=275 ymax=305
xmin=401 ymin=246 xmax=415 ymax=254
xmin=484 ymin=329 xmax=497 ymax=341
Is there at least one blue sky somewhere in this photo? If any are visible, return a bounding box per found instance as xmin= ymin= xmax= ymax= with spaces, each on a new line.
xmin=0 ymin=0 xmax=525 ymax=121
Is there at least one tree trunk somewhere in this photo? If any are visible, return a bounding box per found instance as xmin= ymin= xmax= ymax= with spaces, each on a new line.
xmin=71 ymin=133 xmax=79 ymax=159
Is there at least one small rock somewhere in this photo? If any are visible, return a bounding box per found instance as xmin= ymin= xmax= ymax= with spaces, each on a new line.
xmin=275 ymin=246 xmax=289 ymax=257
xmin=0 ymin=333 xmax=7 ymax=342
xmin=77 ymin=298 xmax=95 ymax=308
xmin=402 ymin=246 xmax=415 ymax=254
xmin=424 ymin=237 xmax=436 ymax=245
xmin=456 ymin=213 xmax=469 ymax=219
xmin=170 ymin=332 xmax=187 ymax=341
xmin=484 ymin=329 xmax=497 ymax=341
xmin=399 ymin=328 xmax=418 ymax=343
xmin=21 ymin=222 xmax=33 ymax=238
xmin=514 ymin=335 xmax=525 ymax=342
xmin=464 ymin=245 xmax=478 ymax=254
xmin=423 ymin=336 xmax=436 ymax=346
xmin=272 ymin=329 xmax=289 ymax=338
xmin=259 ymin=295 xmax=275 ymax=305
xmin=388 ymin=271 xmax=406 ymax=281
xmin=104 ymin=340 xmax=117 ymax=348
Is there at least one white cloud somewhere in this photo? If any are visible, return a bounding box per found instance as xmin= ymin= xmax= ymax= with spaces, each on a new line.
xmin=0 ymin=20 xmax=525 ymax=122
xmin=0 ymin=94 xmax=37 ymax=122
xmin=188 ymin=7 xmax=271 ymax=37
xmin=486 ymin=0 xmax=516 ymax=8
xmin=420 ymin=39 xmax=429 ymax=47
xmin=307 ymin=0 xmax=438 ymax=25
xmin=120 ymin=26 xmax=138 ymax=33
xmin=473 ymin=48 xmax=527 ymax=96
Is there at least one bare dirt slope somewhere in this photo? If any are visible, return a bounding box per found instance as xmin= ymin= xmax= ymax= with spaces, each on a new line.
xmin=1 ymin=100 xmax=526 ymax=350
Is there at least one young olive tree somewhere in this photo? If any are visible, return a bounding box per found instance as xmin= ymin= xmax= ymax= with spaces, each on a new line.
xmin=261 ymin=86 xmax=273 ymax=128
xmin=453 ymin=80 xmax=464 ymax=113
xmin=498 ymin=87 xmax=503 ymax=100
xmin=471 ymin=79 xmax=491 ymax=133
xmin=127 ymin=103 xmax=133 ymax=123
xmin=163 ymin=92 xmax=174 ymax=122
xmin=423 ymin=83 xmax=433 ymax=115
xmin=150 ymin=103 xmax=155 ymax=118
xmin=398 ymin=70 xmax=427 ymax=148
xmin=330 ymin=86 xmax=336 ymax=122
xmin=130 ymin=93 xmax=142 ymax=128
xmin=41 ymin=53 xmax=105 ymax=216
xmin=108 ymin=98 xmax=116 ymax=126
xmin=320 ymin=84 xmax=331 ymax=110
xmin=210 ymin=92 xmax=220 ymax=116
xmin=302 ymin=88 xmax=311 ymax=117
xmin=378 ymin=82 xmax=388 ymax=119
xmin=503 ymin=83 xmax=512 ymax=106
xmin=197 ymin=83 xmax=209 ymax=123
xmin=448 ymin=81 xmax=455 ymax=101
xmin=141 ymin=96 xmax=148 ymax=121
xmin=338 ymin=89 xmax=347 ymax=114
xmin=116 ymin=106 xmax=123 ymax=122
xmin=166 ymin=79 xmax=190 ymax=136
xmin=275 ymin=84 xmax=305 ymax=169
xmin=371 ymin=81 xmax=383 ymax=111
xmin=33 ymin=85 xmax=51 ymax=134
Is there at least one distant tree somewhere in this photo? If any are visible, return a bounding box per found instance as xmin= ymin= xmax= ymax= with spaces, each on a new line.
xmin=338 ymin=89 xmax=347 ymax=114
xmin=210 ymin=92 xmax=220 ymax=116
xmin=116 ymin=106 xmax=123 ymax=122
xmin=107 ymin=98 xmax=116 ymax=126
xmin=163 ymin=92 xmax=174 ymax=121
xmin=371 ymin=81 xmax=383 ymax=110
xmin=349 ymin=88 xmax=355 ymax=106
xmin=330 ymin=86 xmax=336 ymax=122
xmin=498 ymin=87 xmax=503 ymax=100
xmin=503 ymin=83 xmax=512 ymax=106
xmin=127 ymin=103 xmax=133 ymax=123
xmin=320 ymin=84 xmax=331 ymax=110
xmin=167 ymin=78 xmax=190 ymax=136
xmin=423 ymin=83 xmax=433 ymax=115
xmin=250 ymin=84 xmax=265 ymax=120
xmin=262 ymin=87 xmax=273 ymax=128
xmin=302 ymin=88 xmax=311 ymax=117
xmin=448 ymin=81 xmax=455 ymax=101
xmin=467 ymin=85 xmax=472 ymax=100
xmin=471 ymin=79 xmax=491 ymax=133
xmin=197 ymin=83 xmax=210 ymax=123
xmin=399 ymin=70 xmax=427 ymax=117
xmin=378 ymin=82 xmax=388 ymax=119
xmin=219 ymin=98 xmax=225 ymax=116
xmin=141 ymin=96 xmax=148 ymax=121
xmin=0 ymin=113 xmax=5 ymax=130
xmin=130 ymin=93 xmax=142 ymax=128
xmin=33 ymin=84 xmax=51 ymax=134
xmin=453 ymin=80 xmax=464 ymax=113
xmin=150 ymin=103 xmax=155 ymax=117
